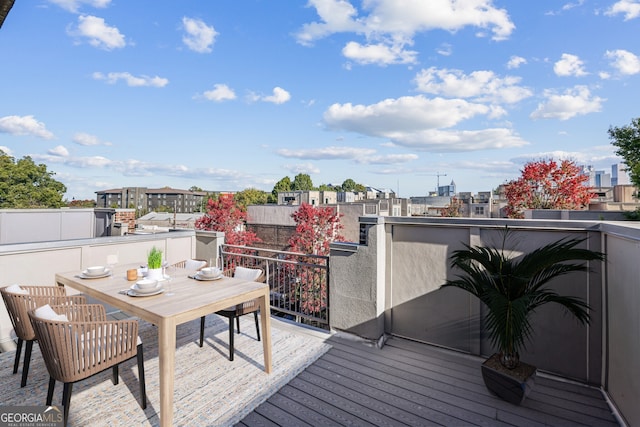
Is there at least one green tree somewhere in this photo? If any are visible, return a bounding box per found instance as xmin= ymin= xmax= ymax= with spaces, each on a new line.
xmin=189 ymin=185 xmax=203 ymax=192
xmin=317 ymin=183 xmax=335 ymax=191
xmin=269 ymin=176 xmax=292 ymax=203
xmin=0 ymin=151 xmax=66 ymax=208
xmin=66 ymin=199 xmax=97 ymax=208
xmin=341 ymin=178 xmax=366 ymax=192
xmin=341 ymin=178 xmax=357 ymax=191
xmin=609 ymin=117 xmax=640 ymax=189
xmin=292 ymin=173 xmax=314 ymax=191
xmin=234 ymin=188 xmax=269 ymax=208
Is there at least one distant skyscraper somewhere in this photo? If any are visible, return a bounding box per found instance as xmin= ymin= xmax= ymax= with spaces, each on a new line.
xmin=438 ymin=180 xmax=456 ymax=197
xmin=611 ymin=163 xmax=630 ymax=186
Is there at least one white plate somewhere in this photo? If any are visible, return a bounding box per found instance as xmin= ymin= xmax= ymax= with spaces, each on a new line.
xmin=131 ymin=283 xmax=164 ymax=294
xmin=194 ymin=273 xmax=224 ymax=281
xmin=127 ymin=288 xmax=164 ymax=297
xmin=79 ymin=269 xmax=112 ymax=279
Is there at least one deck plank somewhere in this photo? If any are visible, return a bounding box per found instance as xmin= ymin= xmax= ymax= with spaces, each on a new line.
xmin=238 ymin=334 xmax=620 ymax=427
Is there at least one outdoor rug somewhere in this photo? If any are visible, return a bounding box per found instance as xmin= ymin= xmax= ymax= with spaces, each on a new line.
xmin=0 ymin=315 xmax=331 ymax=426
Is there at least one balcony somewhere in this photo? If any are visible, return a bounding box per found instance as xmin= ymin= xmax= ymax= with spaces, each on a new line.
xmin=0 ymin=217 xmax=637 ymax=425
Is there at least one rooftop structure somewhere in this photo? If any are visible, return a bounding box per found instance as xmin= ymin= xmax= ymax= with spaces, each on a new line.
xmin=0 ymin=217 xmax=637 ymax=425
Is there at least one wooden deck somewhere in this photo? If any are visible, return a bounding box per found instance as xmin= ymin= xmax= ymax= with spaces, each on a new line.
xmin=238 ymin=332 xmax=620 ymax=427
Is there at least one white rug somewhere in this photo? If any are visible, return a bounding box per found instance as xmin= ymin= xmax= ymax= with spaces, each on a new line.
xmin=0 ymin=315 xmax=331 ymax=426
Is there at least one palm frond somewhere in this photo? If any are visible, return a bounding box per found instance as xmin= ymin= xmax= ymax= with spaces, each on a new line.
xmin=441 ymin=227 xmax=603 ymax=363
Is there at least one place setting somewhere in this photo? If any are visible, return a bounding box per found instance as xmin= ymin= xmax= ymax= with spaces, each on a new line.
xmin=191 ymin=266 xmax=224 ymax=281
xmin=79 ymin=265 xmax=112 ymax=279
xmin=125 ymin=278 xmax=165 ymax=297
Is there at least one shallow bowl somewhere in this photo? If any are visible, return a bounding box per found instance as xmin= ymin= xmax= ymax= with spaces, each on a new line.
xmin=86 ymin=266 xmax=106 ymax=276
xmin=199 ymin=267 xmax=221 ymax=278
xmin=136 ymin=278 xmax=158 ymax=290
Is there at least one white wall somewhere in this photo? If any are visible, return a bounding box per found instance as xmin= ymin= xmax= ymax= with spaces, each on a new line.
xmin=0 ymin=230 xmax=196 ymax=350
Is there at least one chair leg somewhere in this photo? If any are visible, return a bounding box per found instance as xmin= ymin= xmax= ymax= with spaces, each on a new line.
xmin=199 ymin=316 xmax=205 ymax=347
xmin=236 ymin=316 xmax=241 ymax=334
xmin=228 ymin=316 xmax=235 ymax=361
xmin=112 ymin=365 xmax=119 ymax=385
xmin=62 ymin=382 xmax=73 ymax=427
xmin=137 ymin=344 xmax=147 ymax=409
xmin=13 ymin=338 xmax=23 ymax=374
xmin=254 ymin=311 xmax=261 ymax=342
xmin=21 ymin=340 xmax=34 ymax=387
xmin=46 ymin=377 xmax=56 ymax=405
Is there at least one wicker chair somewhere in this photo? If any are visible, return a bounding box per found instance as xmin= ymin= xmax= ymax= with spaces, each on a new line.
xmin=0 ymin=285 xmax=86 ymax=387
xmin=199 ymin=267 xmax=265 ymax=361
xmin=28 ymin=303 xmax=146 ymax=427
xmin=171 ymin=259 xmax=207 ymax=270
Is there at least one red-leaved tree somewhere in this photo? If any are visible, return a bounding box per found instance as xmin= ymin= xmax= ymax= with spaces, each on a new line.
xmin=440 ymin=196 xmax=463 ymax=217
xmin=288 ymin=203 xmax=345 ymax=255
xmin=286 ymin=203 xmax=344 ymax=316
xmin=504 ymin=159 xmax=594 ymax=219
xmin=195 ymin=194 xmax=261 ymax=246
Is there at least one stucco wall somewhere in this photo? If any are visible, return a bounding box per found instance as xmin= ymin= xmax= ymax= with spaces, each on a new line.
xmin=0 ymin=231 xmax=196 ymax=350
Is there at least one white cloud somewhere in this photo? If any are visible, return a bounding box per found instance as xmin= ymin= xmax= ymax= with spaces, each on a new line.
xmin=298 ymin=0 xmax=514 ymax=43
xmin=32 ymin=153 xmax=112 ymax=168
xmin=436 ymin=43 xmax=452 ymax=56
xmin=324 ymin=95 xmax=488 ymax=132
xmin=392 ymin=128 xmax=528 ymax=152
xmin=605 ymin=49 xmax=640 ymax=75
xmin=507 ymin=55 xmax=527 ymax=69
xmin=545 ymin=0 xmax=585 ymax=16
xmin=68 ymin=15 xmax=126 ymax=50
xmin=605 ymin=0 xmax=640 ymax=20
xmin=200 ymin=84 xmax=237 ymax=102
xmin=92 ymin=72 xmax=169 ymax=87
xmin=342 ymin=41 xmax=417 ymax=65
xmin=49 ymin=145 xmax=70 ymax=156
xmin=562 ymin=0 xmax=585 ymax=11
xmin=283 ymin=163 xmax=321 ymax=175
xmin=0 ymin=146 xmax=13 ymax=156
xmin=554 ymin=53 xmax=588 ymax=76
xmin=355 ymin=153 xmax=419 ymax=164
xmin=510 ymin=148 xmax=619 ymax=167
xmin=296 ymin=0 xmax=514 ymax=66
xmin=0 ymin=115 xmax=55 ymax=139
xmin=182 ymin=17 xmax=217 ymax=53
xmin=72 ymin=132 xmax=111 ymax=146
xmin=277 ymin=145 xmax=418 ymax=165
xmin=262 ymin=87 xmax=291 ymax=104
xmin=530 ymin=86 xmax=604 ymax=120
xmin=322 ymin=95 xmax=528 ymax=152
xmin=47 ymin=0 xmax=111 ymax=13
xmin=277 ymin=146 xmax=376 ymax=160
xmin=295 ymin=0 xmax=363 ymax=46
xmin=414 ymin=67 xmax=533 ymax=104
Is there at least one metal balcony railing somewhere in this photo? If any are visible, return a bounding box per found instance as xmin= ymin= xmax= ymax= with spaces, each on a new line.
xmin=219 ymin=244 xmax=330 ymax=329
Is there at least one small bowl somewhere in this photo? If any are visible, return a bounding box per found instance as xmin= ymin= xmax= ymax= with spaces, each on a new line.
xmin=136 ymin=278 xmax=158 ymax=290
xmin=86 ymin=266 xmax=106 ymax=276
xmin=199 ymin=267 xmax=221 ymax=278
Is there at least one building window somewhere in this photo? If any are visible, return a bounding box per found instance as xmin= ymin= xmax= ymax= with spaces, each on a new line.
xmin=474 ymin=206 xmax=485 ymax=215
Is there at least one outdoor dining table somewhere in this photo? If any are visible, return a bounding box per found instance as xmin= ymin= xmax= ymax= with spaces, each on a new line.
xmin=55 ymin=263 xmax=272 ymax=427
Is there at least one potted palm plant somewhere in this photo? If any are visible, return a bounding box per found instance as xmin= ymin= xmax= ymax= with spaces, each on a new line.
xmin=442 ymin=227 xmax=604 ymax=405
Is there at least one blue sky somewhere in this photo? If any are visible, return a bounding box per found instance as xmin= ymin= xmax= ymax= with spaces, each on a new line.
xmin=1 ymin=0 xmax=639 ymax=200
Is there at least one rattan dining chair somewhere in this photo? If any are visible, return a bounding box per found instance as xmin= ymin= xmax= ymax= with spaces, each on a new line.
xmin=171 ymin=259 xmax=207 ymax=270
xmin=28 ymin=303 xmax=147 ymax=427
xmin=0 ymin=285 xmax=86 ymax=387
xmin=199 ymin=266 xmax=265 ymax=361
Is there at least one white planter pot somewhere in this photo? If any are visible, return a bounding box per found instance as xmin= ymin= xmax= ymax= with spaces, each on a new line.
xmin=146 ymin=268 xmax=164 ymax=281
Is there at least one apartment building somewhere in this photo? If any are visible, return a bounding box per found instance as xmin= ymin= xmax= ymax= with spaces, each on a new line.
xmin=96 ymin=187 xmax=208 ymax=213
